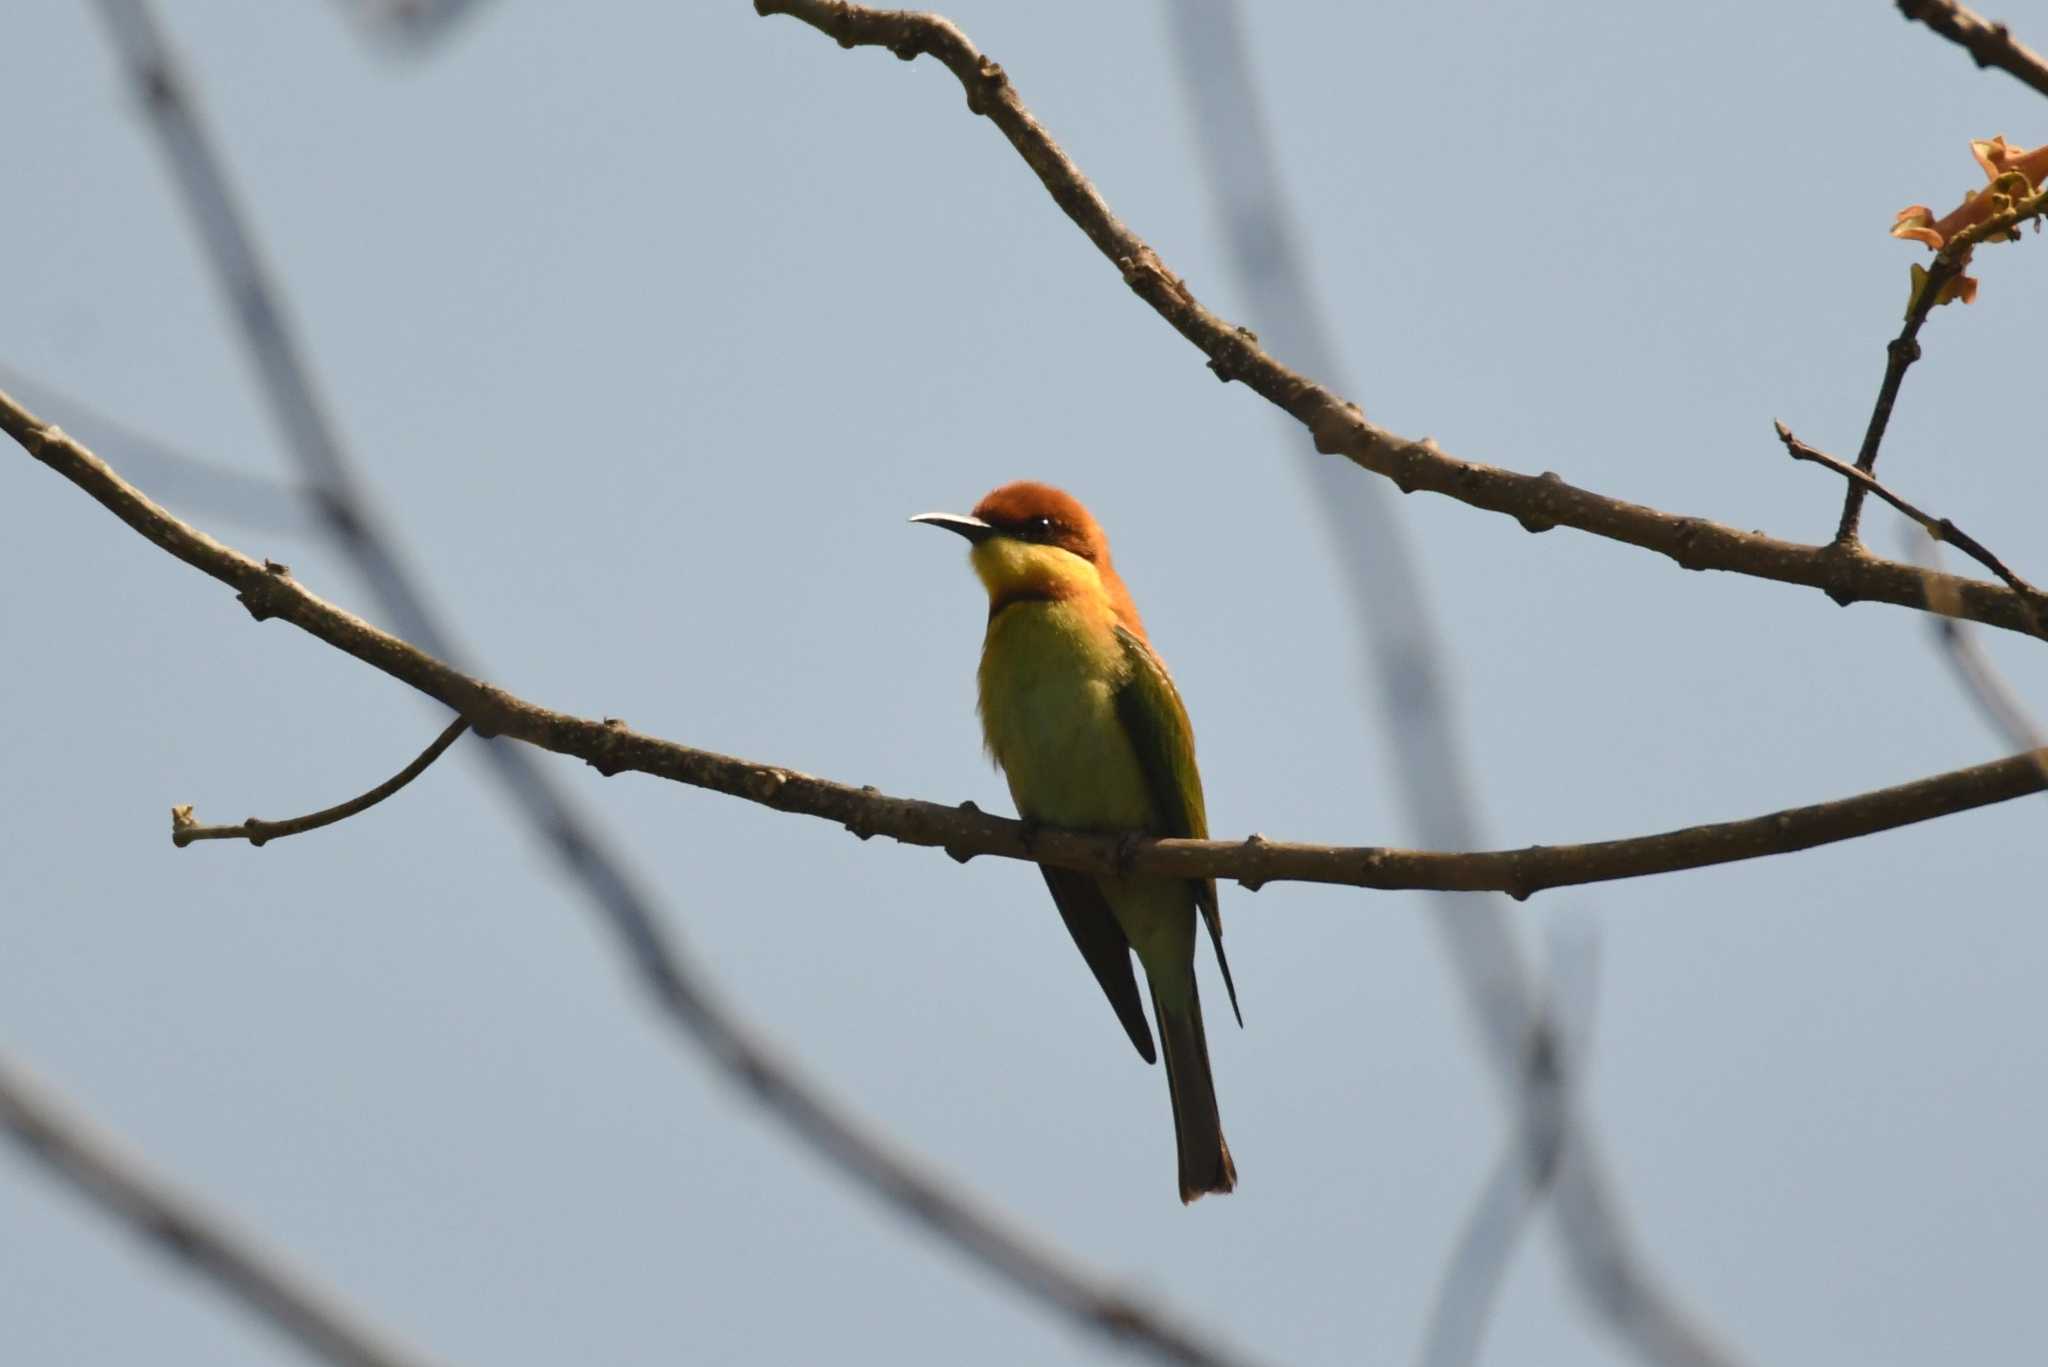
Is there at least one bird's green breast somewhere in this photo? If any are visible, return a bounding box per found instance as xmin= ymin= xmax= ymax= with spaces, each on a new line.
xmin=978 ymin=600 xmax=1155 ymax=832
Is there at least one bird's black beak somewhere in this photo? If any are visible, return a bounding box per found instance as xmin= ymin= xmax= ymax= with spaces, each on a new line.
xmin=909 ymin=512 xmax=995 ymax=544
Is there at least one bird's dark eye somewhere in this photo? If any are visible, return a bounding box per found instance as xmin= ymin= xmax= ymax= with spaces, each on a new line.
xmin=1026 ymin=515 xmax=1055 ymax=540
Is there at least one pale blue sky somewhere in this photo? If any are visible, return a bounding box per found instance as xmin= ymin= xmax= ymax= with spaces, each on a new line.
xmin=4 ymin=4 xmax=2045 ymax=1365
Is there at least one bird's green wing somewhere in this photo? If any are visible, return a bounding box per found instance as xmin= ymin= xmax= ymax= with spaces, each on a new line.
xmin=1113 ymin=625 xmax=1240 ymax=1025
xmin=1038 ymin=866 xmax=1157 ymax=1064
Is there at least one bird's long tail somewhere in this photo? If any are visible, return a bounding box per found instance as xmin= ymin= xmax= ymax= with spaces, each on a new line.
xmin=1152 ymin=982 xmax=1235 ymax=1203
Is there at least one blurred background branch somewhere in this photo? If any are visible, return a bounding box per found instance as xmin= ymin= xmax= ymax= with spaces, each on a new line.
xmin=0 ymin=1051 xmax=444 ymax=1367
xmin=1908 ymin=531 xmax=2048 ymax=761
xmin=1418 ymin=922 xmax=1600 ymax=1367
xmin=0 ymin=365 xmax=312 ymax=536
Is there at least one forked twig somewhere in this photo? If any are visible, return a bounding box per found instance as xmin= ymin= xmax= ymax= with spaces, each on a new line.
xmin=1777 ymin=423 xmax=2046 ymax=633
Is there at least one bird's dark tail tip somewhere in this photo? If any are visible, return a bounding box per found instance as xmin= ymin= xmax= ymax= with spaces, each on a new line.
xmin=1154 ymin=984 xmax=1236 ymax=1204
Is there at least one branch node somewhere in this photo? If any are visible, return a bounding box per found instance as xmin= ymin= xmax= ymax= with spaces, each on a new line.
xmin=1981 ymin=22 xmax=2012 ymax=66
xmin=1235 ymin=832 xmax=1270 ymax=892
xmin=465 ymin=685 xmax=518 ymax=740
xmin=944 ymin=799 xmax=983 ymax=863
xmin=170 ymin=804 xmax=197 ymax=847
xmin=587 ymin=717 xmax=631 ymax=777
xmin=1516 ymin=471 xmax=1566 ymax=533
xmin=236 ymin=560 xmax=294 ymax=621
xmin=747 ymin=767 xmax=788 ymax=804
xmin=844 ymin=785 xmax=882 ymax=840
xmin=964 ymin=56 xmax=1006 ymax=113
xmin=1205 ymin=326 xmax=1260 ymax=384
xmin=1308 ymin=404 xmax=1362 ymax=456
xmin=1669 ymin=518 xmax=1708 ymax=571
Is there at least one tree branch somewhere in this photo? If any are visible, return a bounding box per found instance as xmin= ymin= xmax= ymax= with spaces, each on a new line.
xmin=9 ymin=388 xmax=2043 ymax=900
xmin=171 ymin=718 xmax=469 ymax=848
xmin=1899 ymin=0 xmax=2048 ymax=99
xmin=1777 ymin=423 xmax=2046 ymax=626
xmin=750 ymin=0 xmax=2043 ymax=642
xmin=1419 ymin=926 xmax=1601 ymax=1367
xmin=0 ymin=1051 xmax=444 ymax=1367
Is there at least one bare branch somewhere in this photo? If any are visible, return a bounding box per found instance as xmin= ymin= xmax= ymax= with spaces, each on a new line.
xmin=1899 ymin=0 xmax=2048 ymax=99
xmin=0 ymin=1051 xmax=444 ymax=1367
xmin=1777 ymin=423 xmax=2046 ymax=625
xmin=751 ymin=0 xmax=2043 ymax=641
xmin=9 ymin=391 xmax=2044 ymax=902
xmin=171 ymin=717 xmax=469 ymax=848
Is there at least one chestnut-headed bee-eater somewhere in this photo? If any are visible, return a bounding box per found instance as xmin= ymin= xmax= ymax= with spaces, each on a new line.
xmin=914 ymin=481 xmax=1239 ymax=1202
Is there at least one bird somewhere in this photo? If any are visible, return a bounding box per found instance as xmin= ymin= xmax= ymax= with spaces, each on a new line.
xmin=912 ymin=480 xmax=1239 ymax=1202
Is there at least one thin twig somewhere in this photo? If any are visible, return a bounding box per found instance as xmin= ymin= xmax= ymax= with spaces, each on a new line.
xmin=1778 ymin=423 xmax=2046 ymax=629
xmin=1831 ymin=181 xmax=2048 ymax=544
xmin=750 ymin=0 xmax=2042 ymax=642
xmin=9 ymin=392 xmax=2045 ymax=901
xmin=81 ymin=10 xmax=1254 ymax=1365
xmin=0 ymin=1051 xmax=444 ymax=1367
xmin=1899 ymin=0 xmax=2048 ymax=99
xmin=1831 ymin=307 xmax=1935 ymax=546
xmin=171 ymin=717 xmax=469 ymax=848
